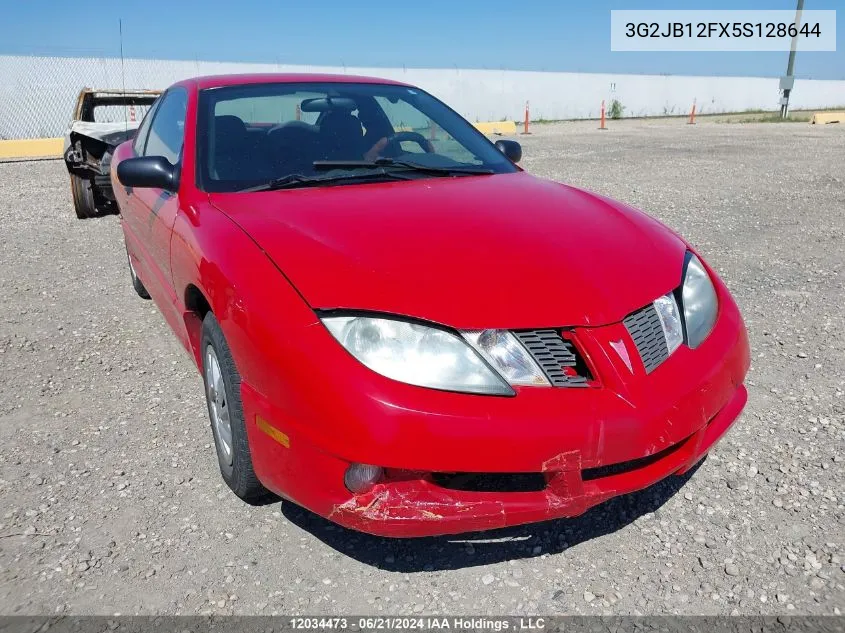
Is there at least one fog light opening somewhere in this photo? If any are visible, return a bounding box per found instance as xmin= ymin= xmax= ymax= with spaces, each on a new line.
xmin=344 ymin=463 xmax=383 ymax=494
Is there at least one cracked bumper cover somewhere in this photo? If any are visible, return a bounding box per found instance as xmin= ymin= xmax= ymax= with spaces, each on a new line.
xmin=240 ymin=283 xmax=750 ymax=538
xmin=327 ymin=384 xmax=746 ymax=536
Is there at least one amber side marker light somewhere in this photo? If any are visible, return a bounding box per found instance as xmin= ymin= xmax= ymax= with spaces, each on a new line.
xmin=256 ymin=415 xmax=290 ymax=448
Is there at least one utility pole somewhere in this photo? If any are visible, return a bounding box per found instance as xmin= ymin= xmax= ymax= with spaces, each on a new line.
xmin=780 ymin=0 xmax=805 ymax=118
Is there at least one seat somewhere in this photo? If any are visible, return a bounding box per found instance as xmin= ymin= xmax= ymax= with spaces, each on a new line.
xmin=318 ymin=111 xmax=366 ymax=160
xmin=264 ymin=121 xmax=321 ymax=176
xmin=212 ymin=115 xmax=251 ymax=180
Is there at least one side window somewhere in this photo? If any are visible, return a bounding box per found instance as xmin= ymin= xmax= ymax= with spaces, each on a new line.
xmin=144 ymin=88 xmax=188 ymax=164
xmin=132 ymin=97 xmax=161 ymax=154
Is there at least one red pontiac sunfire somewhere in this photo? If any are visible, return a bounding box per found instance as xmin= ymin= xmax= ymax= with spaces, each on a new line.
xmin=111 ymin=74 xmax=750 ymax=537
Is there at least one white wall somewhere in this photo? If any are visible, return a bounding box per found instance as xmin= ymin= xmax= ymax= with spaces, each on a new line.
xmin=2 ymin=54 xmax=844 ymax=139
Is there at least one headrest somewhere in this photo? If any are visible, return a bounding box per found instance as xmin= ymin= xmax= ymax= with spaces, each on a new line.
xmin=320 ymin=111 xmax=362 ymax=139
xmin=214 ymin=115 xmax=247 ymax=137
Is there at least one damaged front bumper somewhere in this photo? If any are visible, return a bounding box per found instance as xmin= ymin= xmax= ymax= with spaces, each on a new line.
xmin=327 ymin=385 xmax=746 ymax=536
xmin=240 ymin=283 xmax=750 ymax=538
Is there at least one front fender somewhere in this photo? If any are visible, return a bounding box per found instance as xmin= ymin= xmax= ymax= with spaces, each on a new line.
xmin=170 ymin=203 xmax=319 ymax=393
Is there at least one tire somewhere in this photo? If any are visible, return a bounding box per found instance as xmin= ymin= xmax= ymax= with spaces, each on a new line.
xmin=125 ymin=243 xmax=150 ymax=299
xmin=70 ymin=174 xmax=100 ymax=219
xmin=201 ymin=312 xmax=272 ymax=504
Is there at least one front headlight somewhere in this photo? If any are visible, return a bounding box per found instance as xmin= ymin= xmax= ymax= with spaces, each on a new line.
xmin=462 ymin=329 xmax=550 ymax=386
xmin=653 ymin=293 xmax=683 ymax=354
xmin=321 ymin=315 xmax=515 ymax=395
xmin=681 ymin=253 xmax=718 ymax=348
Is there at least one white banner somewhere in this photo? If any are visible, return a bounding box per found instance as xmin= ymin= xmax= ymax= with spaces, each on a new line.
xmin=611 ymin=10 xmax=837 ymax=52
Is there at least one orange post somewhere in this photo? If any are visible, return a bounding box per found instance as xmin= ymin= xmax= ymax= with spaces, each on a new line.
xmin=688 ymin=101 xmax=697 ymax=125
xmin=599 ymin=100 xmax=606 ymax=130
xmin=522 ymin=101 xmax=531 ymax=135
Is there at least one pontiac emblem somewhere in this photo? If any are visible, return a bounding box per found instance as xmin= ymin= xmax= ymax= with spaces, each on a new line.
xmin=610 ymin=339 xmax=633 ymax=373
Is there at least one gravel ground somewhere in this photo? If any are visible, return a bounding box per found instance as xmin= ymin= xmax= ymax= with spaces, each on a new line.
xmin=0 ymin=118 xmax=843 ymax=616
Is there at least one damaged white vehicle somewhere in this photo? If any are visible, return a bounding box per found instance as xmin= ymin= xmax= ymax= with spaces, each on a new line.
xmin=63 ymin=88 xmax=160 ymax=218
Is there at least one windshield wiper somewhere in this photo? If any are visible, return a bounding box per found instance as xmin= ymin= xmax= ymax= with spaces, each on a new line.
xmin=313 ymin=158 xmax=495 ymax=176
xmin=239 ymin=169 xmax=414 ymax=192
xmin=240 ymin=159 xmax=494 ymax=192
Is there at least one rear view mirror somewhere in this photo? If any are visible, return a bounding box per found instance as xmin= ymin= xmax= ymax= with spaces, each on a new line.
xmin=300 ymin=97 xmax=357 ymax=113
xmin=495 ymin=140 xmax=522 ymax=163
xmin=117 ymin=156 xmax=179 ymax=192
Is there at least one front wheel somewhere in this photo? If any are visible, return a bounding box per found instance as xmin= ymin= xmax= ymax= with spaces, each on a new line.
xmin=201 ymin=312 xmax=272 ymax=504
xmin=70 ymin=174 xmax=100 ymax=219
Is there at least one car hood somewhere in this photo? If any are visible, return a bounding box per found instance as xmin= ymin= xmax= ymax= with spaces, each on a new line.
xmin=209 ymin=172 xmax=687 ymax=329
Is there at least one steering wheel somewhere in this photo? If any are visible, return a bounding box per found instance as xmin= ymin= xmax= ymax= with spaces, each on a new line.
xmin=382 ymin=131 xmax=435 ymax=156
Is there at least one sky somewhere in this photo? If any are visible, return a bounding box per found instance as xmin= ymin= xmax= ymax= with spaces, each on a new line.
xmin=0 ymin=0 xmax=842 ymax=79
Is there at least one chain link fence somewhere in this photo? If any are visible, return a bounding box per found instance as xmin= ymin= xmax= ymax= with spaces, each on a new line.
xmin=3 ymin=54 xmax=845 ymax=140
xmin=0 ymin=55 xmax=295 ymax=140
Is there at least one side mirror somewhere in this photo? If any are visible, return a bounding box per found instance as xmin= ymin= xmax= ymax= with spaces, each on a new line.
xmin=117 ymin=156 xmax=179 ymax=191
xmin=495 ymin=139 xmax=522 ymax=163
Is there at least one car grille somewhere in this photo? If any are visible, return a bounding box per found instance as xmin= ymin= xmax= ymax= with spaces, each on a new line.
xmin=513 ymin=329 xmax=591 ymax=387
xmin=623 ymin=303 xmax=669 ymax=373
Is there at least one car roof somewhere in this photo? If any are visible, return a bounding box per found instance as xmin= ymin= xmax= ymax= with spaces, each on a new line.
xmin=185 ymin=73 xmax=412 ymax=91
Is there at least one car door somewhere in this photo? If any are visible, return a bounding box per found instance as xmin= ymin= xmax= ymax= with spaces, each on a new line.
xmin=118 ymin=95 xmax=160 ymax=279
xmin=124 ymin=88 xmax=188 ymax=334
xmin=132 ymin=87 xmax=188 ymax=308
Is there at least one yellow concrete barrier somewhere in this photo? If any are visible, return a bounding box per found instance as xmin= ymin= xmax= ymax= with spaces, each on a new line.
xmin=0 ymin=138 xmax=64 ymax=159
xmin=811 ymin=112 xmax=844 ymax=125
xmin=473 ymin=120 xmax=517 ymax=135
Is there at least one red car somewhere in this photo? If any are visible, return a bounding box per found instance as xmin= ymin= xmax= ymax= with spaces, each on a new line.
xmin=112 ymin=74 xmax=750 ymax=537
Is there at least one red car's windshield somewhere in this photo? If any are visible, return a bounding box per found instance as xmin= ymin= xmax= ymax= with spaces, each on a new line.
xmin=196 ymin=82 xmax=518 ymax=192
